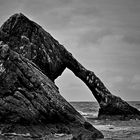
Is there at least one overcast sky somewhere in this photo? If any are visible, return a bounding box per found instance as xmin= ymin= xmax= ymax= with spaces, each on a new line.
xmin=0 ymin=0 xmax=140 ymax=101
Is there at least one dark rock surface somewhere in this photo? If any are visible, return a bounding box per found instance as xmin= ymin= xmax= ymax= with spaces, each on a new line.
xmin=0 ymin=13 xmax=66 ymax=81
xmin=0 ymin=42 xmax=103 ymax=139
xmin=0 ymin=13 xmax=140 ymax=120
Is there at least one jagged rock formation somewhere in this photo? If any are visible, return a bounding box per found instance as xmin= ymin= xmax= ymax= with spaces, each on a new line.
xmin=0 ymin=42 xmax=103 ymax=139
xmin=0 ymin=13 xmax=140 ymax=121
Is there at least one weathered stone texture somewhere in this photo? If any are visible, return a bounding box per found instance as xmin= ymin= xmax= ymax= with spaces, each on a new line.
xmin=0 ymin=13 xmax=138 ymax=120
xmin=0 ymin=43 xmax=103 ymax=139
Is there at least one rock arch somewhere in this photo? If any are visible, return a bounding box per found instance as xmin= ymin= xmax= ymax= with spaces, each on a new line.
xmin=0 ymin=13 xmax=140 ymax=119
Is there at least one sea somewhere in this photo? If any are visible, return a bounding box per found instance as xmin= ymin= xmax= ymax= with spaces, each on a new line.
xmin=70 ymin=101 xmax=140 ymax=140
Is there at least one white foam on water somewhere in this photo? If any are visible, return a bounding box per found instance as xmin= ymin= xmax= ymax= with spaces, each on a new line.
xmin=78 ymin=110 xmax=98 ymax=118
xmin=94 ymin=124 xmax=130 ymax=132
xmin=2 ymin=132 xmax=31 ymax=137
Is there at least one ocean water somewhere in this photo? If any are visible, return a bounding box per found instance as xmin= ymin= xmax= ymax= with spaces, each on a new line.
xmin=70 ymin=101 xmax=140 ymax=140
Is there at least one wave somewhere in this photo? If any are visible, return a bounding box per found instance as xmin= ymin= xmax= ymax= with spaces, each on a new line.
xmin=94 ymin=124 xmax=130 ymax=132
xmin=78 ymin=110 xmax=98 ymax=118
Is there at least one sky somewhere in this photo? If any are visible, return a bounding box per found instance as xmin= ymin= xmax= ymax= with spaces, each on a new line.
xmin=0 ymin=0 xmax=140 ymax=101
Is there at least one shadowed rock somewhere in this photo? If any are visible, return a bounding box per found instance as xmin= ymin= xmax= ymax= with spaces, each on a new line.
xmin=0 ymin=42 xmax=103 ymax=139
xmin=0 ymin=13 xmax=140 ymax=120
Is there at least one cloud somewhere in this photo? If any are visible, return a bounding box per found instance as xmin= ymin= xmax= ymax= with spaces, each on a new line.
xmin=0 ymin=0 xmax=9 ymax=5
xmin=103 ymin=73 xmax=125 ymax=89
xmin=78 ymin=28 xmax=113 ymax=46
xmin=122 ymin=33 xmax=140 ymax=45
xmin=132 ymin=75 xmax=140 ymax=84
xmin=0 ymin=0 xmax=140 ymax=101
xmin=113 ymin=76 xmax=124 ymax=83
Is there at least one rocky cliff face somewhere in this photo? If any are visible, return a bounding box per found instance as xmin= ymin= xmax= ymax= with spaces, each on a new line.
xmin=0 ymin=42 xmax=103 ymax=139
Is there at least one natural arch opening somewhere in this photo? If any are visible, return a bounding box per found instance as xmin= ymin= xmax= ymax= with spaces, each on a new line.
xmin=55 ymin=68 xmax=96 ymax=102
xmin=55 ymin=68 xmax=99 ymax=118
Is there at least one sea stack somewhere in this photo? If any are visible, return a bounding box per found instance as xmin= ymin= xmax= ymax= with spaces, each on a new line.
xmin=1 ymin=13 xmax=140 ymax=120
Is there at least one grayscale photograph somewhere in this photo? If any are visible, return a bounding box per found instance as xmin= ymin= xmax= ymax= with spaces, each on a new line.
xmin=0 ymin=0 xmax=140 ymax=139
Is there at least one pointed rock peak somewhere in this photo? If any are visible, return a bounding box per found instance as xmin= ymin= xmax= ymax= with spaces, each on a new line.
xmin=0 ymin=13 xmax=31 ymax=33
xmin=9 ymin=13 xmax=28 ymax=19
xmin=4 ymin=13 xmax=29 ymax=23
xmin=0 ymin=13 xmax=47 ymax=38
xmin=0 ymin=13 xmax=44 ymax=45
xmin=12 ymin=13 xmax=30 ymax=22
